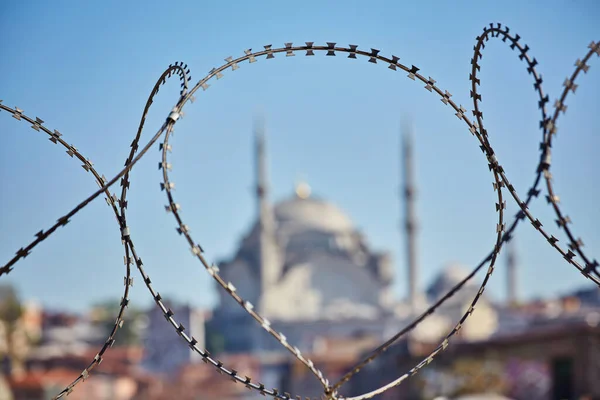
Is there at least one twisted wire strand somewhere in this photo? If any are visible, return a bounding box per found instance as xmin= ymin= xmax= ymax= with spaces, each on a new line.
xmin=543 ymin=44 xmax=599 ymax=279
xmin=0 ymin=103 xmax=133 ymax=399
xmin=0 ymin=118 xmax=169 ymax=275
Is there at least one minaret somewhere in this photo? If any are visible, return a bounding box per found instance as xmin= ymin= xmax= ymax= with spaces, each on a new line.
xmin=506 ymin=239 xmax=518 ymax=307
xmin=401 ymin=120 xmax=419 ymax=314
xmin=254 ymin=117 xmax=278 ymax=313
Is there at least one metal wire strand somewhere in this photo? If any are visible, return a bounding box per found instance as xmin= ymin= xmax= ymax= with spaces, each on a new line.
xmin=0 ymin=105 xmax=133 ymax=399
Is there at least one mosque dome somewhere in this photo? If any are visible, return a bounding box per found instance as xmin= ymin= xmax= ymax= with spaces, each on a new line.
xmin=273 ymin=183 xmax=354 ymax=234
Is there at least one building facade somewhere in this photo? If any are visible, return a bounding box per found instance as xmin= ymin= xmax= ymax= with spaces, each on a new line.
xmin=209 ymin=121 xmax=501 ymax=360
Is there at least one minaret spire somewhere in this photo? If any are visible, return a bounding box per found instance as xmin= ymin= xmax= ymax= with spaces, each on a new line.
xmin=255 ymin=115 xmax=269 ymax=213
xmin=401 ymin=119 xmax=419 ymax=314
xmin=506 ymin=239 xmax=518 ymax=307
xmin=254 ymin=116 xmax=278 ymax=314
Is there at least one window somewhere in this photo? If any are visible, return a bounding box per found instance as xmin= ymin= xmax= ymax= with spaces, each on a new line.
xmin=287 ymin=231 xmax=333 ymax=252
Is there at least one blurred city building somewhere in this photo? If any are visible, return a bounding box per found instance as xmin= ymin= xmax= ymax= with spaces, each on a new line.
xmin=141 ymin=303 xmax=207 ymax=375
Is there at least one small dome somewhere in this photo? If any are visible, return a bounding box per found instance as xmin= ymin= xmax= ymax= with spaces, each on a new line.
xmin=274 ymin=196 xmax=354 ymax=233
xmin=438 ymin=263 xmax=472 ymax=284
xmin=426 ymin=263 xmax=477 ymax=299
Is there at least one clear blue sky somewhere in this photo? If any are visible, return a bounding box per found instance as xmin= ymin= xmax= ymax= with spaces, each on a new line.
xmin=0 ymin=0 xmax=598 ymax=313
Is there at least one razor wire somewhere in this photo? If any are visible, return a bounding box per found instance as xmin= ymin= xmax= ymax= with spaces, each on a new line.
xmin=1 ymin=22 xmax=598 ymax=400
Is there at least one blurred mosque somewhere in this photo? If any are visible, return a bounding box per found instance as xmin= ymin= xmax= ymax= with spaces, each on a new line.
xmin=208 ymin=119 xmax=518 ymax=354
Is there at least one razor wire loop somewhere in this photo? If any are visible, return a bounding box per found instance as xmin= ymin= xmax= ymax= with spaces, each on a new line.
xmin=118 ymin=72 xmax=312 ymax=399
xmin=2 ymin=65 xmax=306 ymax=400
xmin=330 ymin=23 xmax=558 ymax=392
xmin=163 ymin=39 xmax=509 ymax=400
xmin=1 ymin=22 xmax=598 ymax=400
xmin=335 ymin=24 xmax=599 ymax=399
xmin=0 ymin=103 xmax=134 ymax=399
xmin=470 ymin=25 xmax=600 ymax=285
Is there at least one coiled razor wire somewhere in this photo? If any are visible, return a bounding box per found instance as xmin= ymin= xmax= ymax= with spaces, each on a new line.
xmin=1 ymin=23 xmax=598 ymax=400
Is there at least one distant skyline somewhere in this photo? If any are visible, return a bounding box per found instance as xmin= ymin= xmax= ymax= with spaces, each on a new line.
xmin=0 ymin=0 xmax=598 ymax=313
